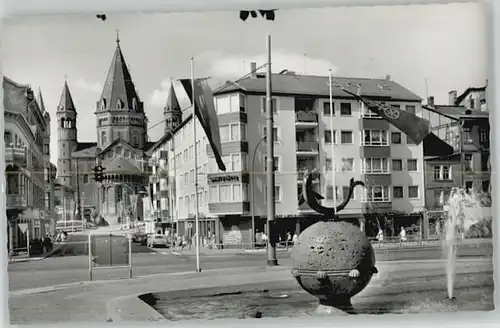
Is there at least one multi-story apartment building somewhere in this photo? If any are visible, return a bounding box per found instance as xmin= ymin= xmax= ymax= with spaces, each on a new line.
xmin=4 ymin=77 xmax=56 ymax=252
xmin=422 ymin=94 xmax=490 ymax=211
xmin=149 ymin=66 xmax=429 ymax=247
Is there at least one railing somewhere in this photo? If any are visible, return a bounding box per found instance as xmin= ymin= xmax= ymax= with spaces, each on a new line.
xmin=295 ymin=111 xmax=318 ymax=123
xmin=5 ymin=147 xmax=27 ymax=164
xmin=296 ymin=141 xmax=319 ymax=152
xmin=361 ymin=168 xmax=390 ymax=174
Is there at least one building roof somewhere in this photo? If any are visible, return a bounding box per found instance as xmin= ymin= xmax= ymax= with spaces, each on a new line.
xmin=98 ymin=38 xmax=142 ymax=112
xmin=213 ymin=73 xmax=422 ymax=101
xmin=423 ymin=104 xmax=489 ymax=120
xmin=57 ymin=80 xmax=76 ymax=112
xmin=72 ymin=142 xmax=98 ymax=158
xmin=105 ymin=156 xmax=142 ymax=175
xmin=38 ymin=88 xmax=46 ymax=113
xmin=425 ymin=153 xmax=461 ymax=162
xmin=455 ymin=85 xmax=486 ymax=105
xmin=164 ymin=82 xmax=181 ymax=113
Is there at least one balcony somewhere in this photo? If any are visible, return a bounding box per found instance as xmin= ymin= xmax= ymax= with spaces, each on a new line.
xmin=296 ymin=141 xmax=319 ymax=156
xmin=5 ymin=147 xmax=27 ymax=166
xmin=295 ymin=111 xmax=318 ymax=129
xmin=6 ymin=194 xmax=28 ymax=209
xmin=208 ymin=201 xmax=250 ymax=214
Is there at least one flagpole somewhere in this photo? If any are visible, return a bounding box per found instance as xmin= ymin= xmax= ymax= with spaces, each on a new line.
xmin=266 ymin=34 xmax=278 ymax=266
xmin=191 ymin=57 xmax=201 ymax=273
xmin=329 ymin=69 xmax=337 ymax=208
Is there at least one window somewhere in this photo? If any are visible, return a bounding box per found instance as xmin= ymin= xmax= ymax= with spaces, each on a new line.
xmin=433 ymin=166 xmax=451 ymax=180
xmin=482 ymin=180 xmax=490 ymax=193
xmin=220 ymin=123 xmax=245 ymax=142
xmin=361 ymin=101 xmax=379 ymax=118
xmin=392 ymin=159 xmax=403 ymax=171
xmin=407 ymin=159 xmax=418 ymax=171
xmin=264 ymin=185 xmax=282 ymax=202
xmin=264 ymin=156 xmax=280 ymax=172
xmin=464 ymin=154 xmax=473 ymax=171
xmin=391 ymin=132 xmax=401 ymax=144
xmin=209 ymin=186 xmax=218 ymax=202
xmin=341 ymin=158 xmax=354 ymax=172
xmin=479 ymin=128 xmax=489 ymax=144
xmin=462 ymin=127 xmax=473 ymax=144
xmin=323 ymin=102 xmax=335 ymax=115
xmin=340 ymin=103 xmax=352 ymax=116
xmin=230 ymin=124 xmax=240 ymax=141
xmin=340 ymin=131 xmax=353 ymax=144
xmin=189 ymin=170 xmax=194 ymax=183
xmin=261 ymin=97 xmax=278 ymax=114
xmin=219 ymin=185 xmax=231 ymax=202
xmin=263 ymin=126 xmax=279 ymax=142
xmin=393 ymin=186 xmax=404 ymax=199
xmin=232 ymin=184 xmax=241 ymax=202
xmin=324 ymin=129 xmax=336 ymax=144
xmin=362 ymin=130 xmax=388 ymax=146
xmin=183 ymin=173 xmax=188 ymax=185
xmin=481 ymin=153 xmax=489 ymax=171
xmin=239 ymin=94 xmax=246 ymax=112
xmin=362 ymin=158 xmax=389 ymax=174
xmin=83 ymin=174 xmax=89 ymax=184
xmin=465 ymin=181 xmax=473 ymax=192
xmin=408 ymin=186 xmax=419 ymax=198
xmin=363 ymin=186 xmax=390 ymax=202
xmin=101 ymin=131 xmax=107 ymax=145
xmin=405 ymin=105 xmax=416 ymax=115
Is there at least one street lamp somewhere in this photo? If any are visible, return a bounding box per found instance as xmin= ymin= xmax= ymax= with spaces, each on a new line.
xmin=250 ymin=135 xmax=267 ymax=249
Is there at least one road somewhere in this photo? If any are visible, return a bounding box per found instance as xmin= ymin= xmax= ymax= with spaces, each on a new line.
xmin=8 ymin=241 xmax=492 ymax=292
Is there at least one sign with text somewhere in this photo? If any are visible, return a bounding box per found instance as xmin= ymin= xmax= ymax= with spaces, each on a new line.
xmin=208 ymin=175 xmax=240 ymax=184
xmin=91 ymin=234 xmax=129 ymax=267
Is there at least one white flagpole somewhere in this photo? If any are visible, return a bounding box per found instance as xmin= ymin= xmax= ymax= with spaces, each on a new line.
xmin=329 ymin=69 xmax=337 ymax=208
xmin=191 ymin=57 xmax=201 ymax=273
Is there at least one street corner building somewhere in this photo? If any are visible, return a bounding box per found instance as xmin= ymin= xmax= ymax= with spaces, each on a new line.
xmin=148 ymin=64 xmax=489 ymax=249
xmin=4 ymin=76 xmax=57 ymax=253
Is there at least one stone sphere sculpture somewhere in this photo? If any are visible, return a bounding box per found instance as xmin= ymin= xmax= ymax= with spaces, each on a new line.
xmin=292 ymin=170 xmax=377 ymax=314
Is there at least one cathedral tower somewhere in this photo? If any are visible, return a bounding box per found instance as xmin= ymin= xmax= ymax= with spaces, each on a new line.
xmin=95 ymin=33 xmax=146 ymax=149
xmin=56 ymin=80 xmax=78 ymax=187
xmin=163 ymin=82 xmax=182 ymax=135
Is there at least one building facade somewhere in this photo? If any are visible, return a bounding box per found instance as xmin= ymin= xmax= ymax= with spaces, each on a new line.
xmin=422 ymin=92 xmax=491 ymax=210
xmin=149 ymin=67 xmax=429 ymax=247
xmin=55 ymin=36 xmax=157 ymax=226
xmin=4 ymin=77 xmax=57 ymax=252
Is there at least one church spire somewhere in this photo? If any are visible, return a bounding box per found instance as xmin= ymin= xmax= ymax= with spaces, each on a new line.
xmin=98 ymin=34 xmax=142 ymax=113
xmin=57 ymin=80 xmax=76 ymax=112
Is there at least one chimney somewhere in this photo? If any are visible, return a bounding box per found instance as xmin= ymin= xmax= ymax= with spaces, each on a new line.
xmin=448 ymin=90 xmax=457 ymax=105
xmin=250 ymin=62 xmax=257 ymax=78
xmin=427 ymin=96 xmax=434 ymax=107
xmin=385 ymin=74 xmax=391 ymax=81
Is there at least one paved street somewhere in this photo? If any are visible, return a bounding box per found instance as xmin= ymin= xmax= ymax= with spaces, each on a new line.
xmin=9 ymin=257 xmax=493 ymax=324
xmin=8 ymin=241 xmax=493 ymax=291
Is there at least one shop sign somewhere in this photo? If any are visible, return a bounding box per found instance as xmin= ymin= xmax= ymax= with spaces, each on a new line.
xmin=209 ymin=175 xmax=240 ymax=184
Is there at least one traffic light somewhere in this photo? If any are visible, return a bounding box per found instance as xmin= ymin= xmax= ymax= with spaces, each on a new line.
xmin=93 ymin=165 xmax=106 ymax=183
xmin=239 ymin=9 xmax=276 ymax=21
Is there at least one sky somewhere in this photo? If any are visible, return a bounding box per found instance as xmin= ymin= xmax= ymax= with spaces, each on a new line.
xmin=1 ymin=2 xmax=487 ymax=165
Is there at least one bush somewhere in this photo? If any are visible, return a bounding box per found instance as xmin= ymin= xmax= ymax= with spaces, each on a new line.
xmin=465 ymin=217 xmax=492 ymax=238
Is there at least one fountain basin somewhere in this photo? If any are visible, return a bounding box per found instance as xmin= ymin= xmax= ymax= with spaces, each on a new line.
xmin=138 ymin=268 xmax=493 ymax=321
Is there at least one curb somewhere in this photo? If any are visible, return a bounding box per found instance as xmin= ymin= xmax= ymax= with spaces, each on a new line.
xmin=107 ymin=294 xmax=167 ymax=322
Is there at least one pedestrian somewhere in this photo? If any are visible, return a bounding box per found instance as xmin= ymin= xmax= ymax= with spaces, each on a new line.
xmin=292 ymin=232 xmax=298 ymax=245
xmin=400 ymin=227 xmax=407 ymax=242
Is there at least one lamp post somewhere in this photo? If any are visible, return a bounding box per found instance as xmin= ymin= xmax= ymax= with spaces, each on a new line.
xmin=250 ymin=135 xmax=267 ymax=249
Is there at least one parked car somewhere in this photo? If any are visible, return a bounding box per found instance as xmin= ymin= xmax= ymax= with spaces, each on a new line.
xmin=132 ymin=232 xmax=147 ymax=244
xmin=147 ymin=234 xmax=169 ymax=248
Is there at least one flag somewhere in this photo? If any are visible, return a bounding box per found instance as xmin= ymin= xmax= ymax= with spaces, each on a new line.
xmin=341 ymin=88 xmax=431 ymax=145
xmin=173 ymin=78 xmax=226 ymax=171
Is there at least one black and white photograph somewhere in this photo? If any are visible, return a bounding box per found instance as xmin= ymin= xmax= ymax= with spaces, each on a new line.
xmin=2 ymin=1 xmax=494 ymax=324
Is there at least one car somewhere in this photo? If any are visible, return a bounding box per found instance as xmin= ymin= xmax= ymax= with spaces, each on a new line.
xmin=132 ymin=232 xmax=147 ymax=244
xmin=147 ymin=234 xmax=168 ymax=248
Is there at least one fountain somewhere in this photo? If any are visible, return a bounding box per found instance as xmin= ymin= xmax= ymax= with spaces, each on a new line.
xmin=441 ymin=187 xmax=488 ymax=301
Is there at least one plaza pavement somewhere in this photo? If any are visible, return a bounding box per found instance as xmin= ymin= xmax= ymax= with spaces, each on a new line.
xmin=8 ymin=257 xmax=493 ymax=324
